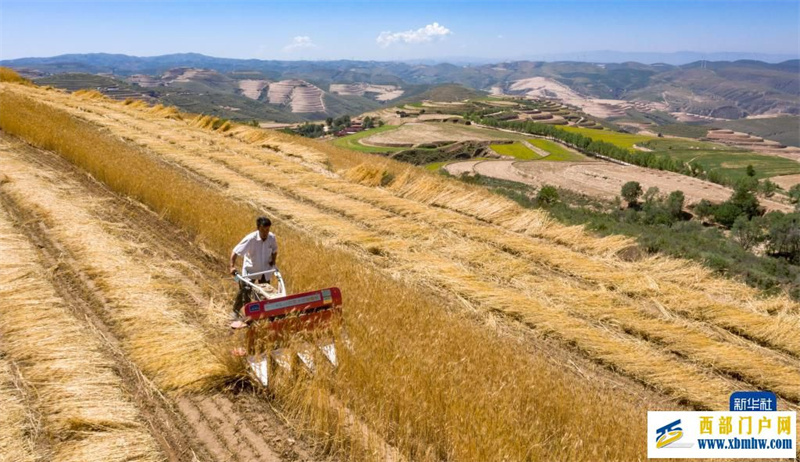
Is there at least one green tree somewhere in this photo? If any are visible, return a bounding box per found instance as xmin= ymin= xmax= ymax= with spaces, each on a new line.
xmin=729 ymin=183 xmax=761 ymax=220
xmin=788 ymin=184 xmax=800 ymax=211
xmin=731 ymin=216 xmax=764 ymax=251
xmin=666 ymin=190 xmax=685 ymax=220
xmin=713 ymin=202 xmax=744 ymax=228
xmin=621 ymin=181 xmax=643 ymax=208
xmin=746 ymin=164 xmax=756 ymax=177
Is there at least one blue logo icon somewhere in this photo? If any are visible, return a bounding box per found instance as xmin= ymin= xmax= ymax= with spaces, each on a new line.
xmin=656 ymin=419 xmax=683 ymax=449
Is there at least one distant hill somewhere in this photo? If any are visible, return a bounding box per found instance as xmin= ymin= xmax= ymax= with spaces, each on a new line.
xmin=5 ymin=53 xmax=798 ymax=120
xmin=395 ymin=84 xmax=487 ymax=104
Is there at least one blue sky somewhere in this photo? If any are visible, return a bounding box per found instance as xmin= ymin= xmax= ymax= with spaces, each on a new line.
xmin=1 ymin=0 xmax=798 ymax=61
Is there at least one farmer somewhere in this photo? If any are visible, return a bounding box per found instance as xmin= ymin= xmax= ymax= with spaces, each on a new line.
xmin=229 ymin=216 xmax=278 ymax=318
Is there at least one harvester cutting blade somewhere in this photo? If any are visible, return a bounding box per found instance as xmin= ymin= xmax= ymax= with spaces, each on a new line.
xmin=247 ymin=354 xmax=270 ymax=387
xmin=297 ymin=345 xmax=316 ymax=372
xmin=319 ymin=343 xmax=337 ymax=367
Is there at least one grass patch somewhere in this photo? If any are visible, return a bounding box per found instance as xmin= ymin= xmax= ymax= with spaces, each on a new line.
xmin=559 ymin=125 xmax=656 ymax=148
xmin=641 ymin=138 xmax=800 ymax=181
xmin=527 ymin=139 xmax=587 ymax=161
xmin=654 ymin=124 xmax=710 ymax=139
xmin=330 ymin=125 xmax=405 ymax=153
xmin=490 ymin=142 xmax=541 ymax=160
xmin=424 ymin=160 xmax=451 ymax=171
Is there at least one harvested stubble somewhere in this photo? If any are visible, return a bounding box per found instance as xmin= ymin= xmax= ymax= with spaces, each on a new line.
xmin=0 ymin=207 xmax=162 ymax=462
xmin=0 ymin=83 xmax=653 ymax=460
xmin=0 ymin=359 xmax=36 ymax=462
xmin=0 ymin=149 xmax=229 ymax=392
xmin=16 ymin=86 xmax=800 ymax=405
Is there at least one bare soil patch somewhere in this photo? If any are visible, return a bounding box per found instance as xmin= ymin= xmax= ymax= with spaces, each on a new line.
xmin=771 ymin=173 xmax=800 ymax=190
xmin=506 ymin=77 xmax=667 ymax=119
xmin=239 ymin=80 xmax=269 ymax=100
xmin=447 ymin=159 xmax=792 ymax=212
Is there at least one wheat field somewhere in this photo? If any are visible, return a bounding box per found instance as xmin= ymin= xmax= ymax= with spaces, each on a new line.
xmin=1 ymin=75 xmax=798 ymax=460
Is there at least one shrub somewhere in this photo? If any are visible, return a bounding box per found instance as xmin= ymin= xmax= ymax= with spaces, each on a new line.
xmin=693 ymin=199 xmax=715 ymax=220
xmin=536 ymin=184 xmax=559 ymax=206
xmin=621 ymin=181 xmax=643 ymax=207
xmin=766 ymin=212 xmax=800 ymax=263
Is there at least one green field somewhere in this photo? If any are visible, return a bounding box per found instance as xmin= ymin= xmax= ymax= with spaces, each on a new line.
xmin=490 ymin=142 xmax=542 ymax=160
xmin=424 ymin=160 xmax=451 ymax=171
xmin=331 ymin=125 xmax=407 ymax=153
xmin=559 ymin=126 xmax=656 ymax=148
xmin=527 ymin=139 xmax=588 ymax=161
xmin=640 ymin=139 xmax=800 ymax=181
xmin=491 ymin=140 xmax=588 ymax=162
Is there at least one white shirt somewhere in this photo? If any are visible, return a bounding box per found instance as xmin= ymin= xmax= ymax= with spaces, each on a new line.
xmin=233 ymin=231 xmax=278 ymax=277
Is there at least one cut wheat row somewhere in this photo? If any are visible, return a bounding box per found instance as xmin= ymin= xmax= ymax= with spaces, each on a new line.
xmin=0 ymin=148 xmax=230 ymax=391
xmin=0 ymin=358 xmax=37 ymax=462
xmin=174 ymin=134 xmax=800 ymax=365
xmin=0 ymin=138 xmax=639 ymax=460
xmin=0 ymin=206 xmax=164 ymax=462
xmin=0 ymin=136 xmax=410 ymax=462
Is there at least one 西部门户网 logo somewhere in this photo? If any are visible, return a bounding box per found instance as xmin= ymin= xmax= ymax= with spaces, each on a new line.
xmin=656 ymin=419 xmax=683 ymax=448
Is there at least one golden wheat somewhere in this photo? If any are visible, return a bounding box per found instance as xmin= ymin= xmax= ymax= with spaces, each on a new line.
xmin=0 ymin=206 xmax=163 ymax=462
xmin=0 ymin=359 xmax=37 ymax=462
xmin=21 ymin=86 xmax=798 ymax=404
xmin=0 ymin=149 xmax=229 ymax=391
xmin=0 ymin=82 xmax=654 ymax=461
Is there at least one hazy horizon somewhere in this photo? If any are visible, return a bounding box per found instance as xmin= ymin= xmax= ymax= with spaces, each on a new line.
xmin=1 ymin=0 xmax=798 ymax=62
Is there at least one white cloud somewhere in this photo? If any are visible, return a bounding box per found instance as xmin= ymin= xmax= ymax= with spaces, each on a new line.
xmin=283 ymin=36 xmax=317 ymax=52
xmin=376 ymin=22 xmax=452 ymax=48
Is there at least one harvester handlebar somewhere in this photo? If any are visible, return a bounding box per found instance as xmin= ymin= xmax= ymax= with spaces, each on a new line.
xmin=233 ymin=269 xmax=277 ymax=281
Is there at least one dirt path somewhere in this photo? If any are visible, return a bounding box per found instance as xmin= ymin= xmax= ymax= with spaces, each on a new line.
xmin=0 ymin=134 xmax=326 ymax=462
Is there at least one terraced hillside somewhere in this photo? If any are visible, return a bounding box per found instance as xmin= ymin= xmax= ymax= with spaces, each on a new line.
xmin=2 ymin=80 xmax=799 ymax=460
xmin=267 ymin=79 xmax=326 ymax=113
